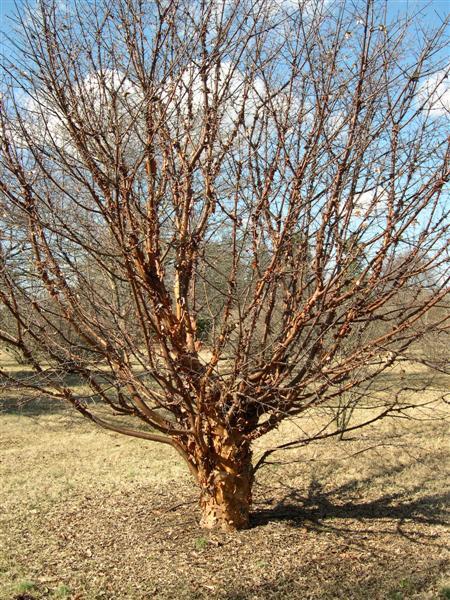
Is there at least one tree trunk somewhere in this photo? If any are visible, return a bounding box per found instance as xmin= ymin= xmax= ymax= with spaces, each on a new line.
xmin=194 ymin=426 xmax=254 ymax=531
xmin=198 ymin=461 xmax=253 ymax=531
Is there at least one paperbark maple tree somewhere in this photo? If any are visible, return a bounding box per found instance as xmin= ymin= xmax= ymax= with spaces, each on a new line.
xmin=0 ymin=0 xmax=448 ymax=530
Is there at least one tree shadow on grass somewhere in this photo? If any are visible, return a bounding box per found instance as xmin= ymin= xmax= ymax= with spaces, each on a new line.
xmin=0 ymin=369 xmax=109 ymax=416
xmin=0 ymin=369 xmax=78 ymax=416
xmin=370 ymin=370 xmax=449 ymax=390
xmin=251 ymin=461 xmax=449 ymax=543
xmin=252 ymin=486 xmax=449 ymax=534
xmin=0 ymin=394 xmax=70 ymax=416
xmin=239 ymin=464 xmax=449 ymax=599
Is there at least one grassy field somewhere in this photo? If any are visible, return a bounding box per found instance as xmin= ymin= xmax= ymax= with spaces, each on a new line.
xmin=0 ymin=355 xmax=449 ymax=600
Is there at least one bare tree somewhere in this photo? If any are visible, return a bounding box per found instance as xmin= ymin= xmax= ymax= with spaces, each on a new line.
xmin=0 ymin=0 xmax=448 ymax=530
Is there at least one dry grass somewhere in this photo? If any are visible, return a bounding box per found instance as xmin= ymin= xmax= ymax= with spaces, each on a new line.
xmin=0 ymin=356 xmax=449 ymax=599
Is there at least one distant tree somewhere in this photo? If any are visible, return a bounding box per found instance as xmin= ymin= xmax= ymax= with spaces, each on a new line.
xmin=0 ymin=0 xmax=448 ymax=530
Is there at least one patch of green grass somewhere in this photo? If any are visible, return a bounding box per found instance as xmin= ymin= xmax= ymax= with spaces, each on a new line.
xmin=387 ymin=592 xmax=403 ymax=600
xmin=440 ymin=586 xmax=450 ymax=600
xmin=387 ymin=577 xmax=416 ymax=599
xmin=53 ymin=584 xmax=71 ymax=598
xmin=15 ymin=580 xmax=37 ymax=593
xmin=399 ymin=578 xmax=415 ymax=592
xmin=193 ymin=536 xmax=208 ymax=551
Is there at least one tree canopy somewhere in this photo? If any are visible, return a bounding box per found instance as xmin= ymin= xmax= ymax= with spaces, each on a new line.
xmin=0 ymin=0 xmax=448 ymax=530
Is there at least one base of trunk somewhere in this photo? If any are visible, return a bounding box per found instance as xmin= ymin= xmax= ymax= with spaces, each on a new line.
xmin=194 ymin=423 xmax=254 ymax=531
xmin=200 ymin=484 xmax=251 ymax=531
xmin=199 ymin=462 xmax=253 ymax=531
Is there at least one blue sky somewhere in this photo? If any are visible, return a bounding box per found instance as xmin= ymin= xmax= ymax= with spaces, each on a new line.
xmin=386 ymin=0 xmax=448 ymax=21
xmin=1 ymin=1 xmax=448 ymax=68
xmin=1 ymin=0 xmax=448 ymax=32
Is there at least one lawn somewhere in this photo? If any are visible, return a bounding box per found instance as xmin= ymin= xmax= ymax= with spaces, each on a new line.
xmin=0 ymin=355 xmax=449 ymax=599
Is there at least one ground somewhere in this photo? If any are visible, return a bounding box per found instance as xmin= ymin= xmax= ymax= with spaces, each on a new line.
xmin=0 ymin=357 xmax=449 ymax=599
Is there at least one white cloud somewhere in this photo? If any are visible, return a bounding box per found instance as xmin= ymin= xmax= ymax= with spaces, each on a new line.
xmin=353 ymin=186 xmax=388 ymax=215
xmin=418 ymin=70 xmax=450 ymax=116
xmin=14 ymin=63 xmax=269 ymax=163
xmin=81 ymin=69 xmax=140 ymax=100
xmin=162 ymin=61 xmax=267 ymax=136
xmin=14 ymin=69 xmax=144 ymax=159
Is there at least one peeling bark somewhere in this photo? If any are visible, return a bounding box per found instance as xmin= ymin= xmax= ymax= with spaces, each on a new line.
xmin=193 ymin=423 xmax=254 ymax=531
xmin=199 ymin=463 xmax=253 ymax=531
